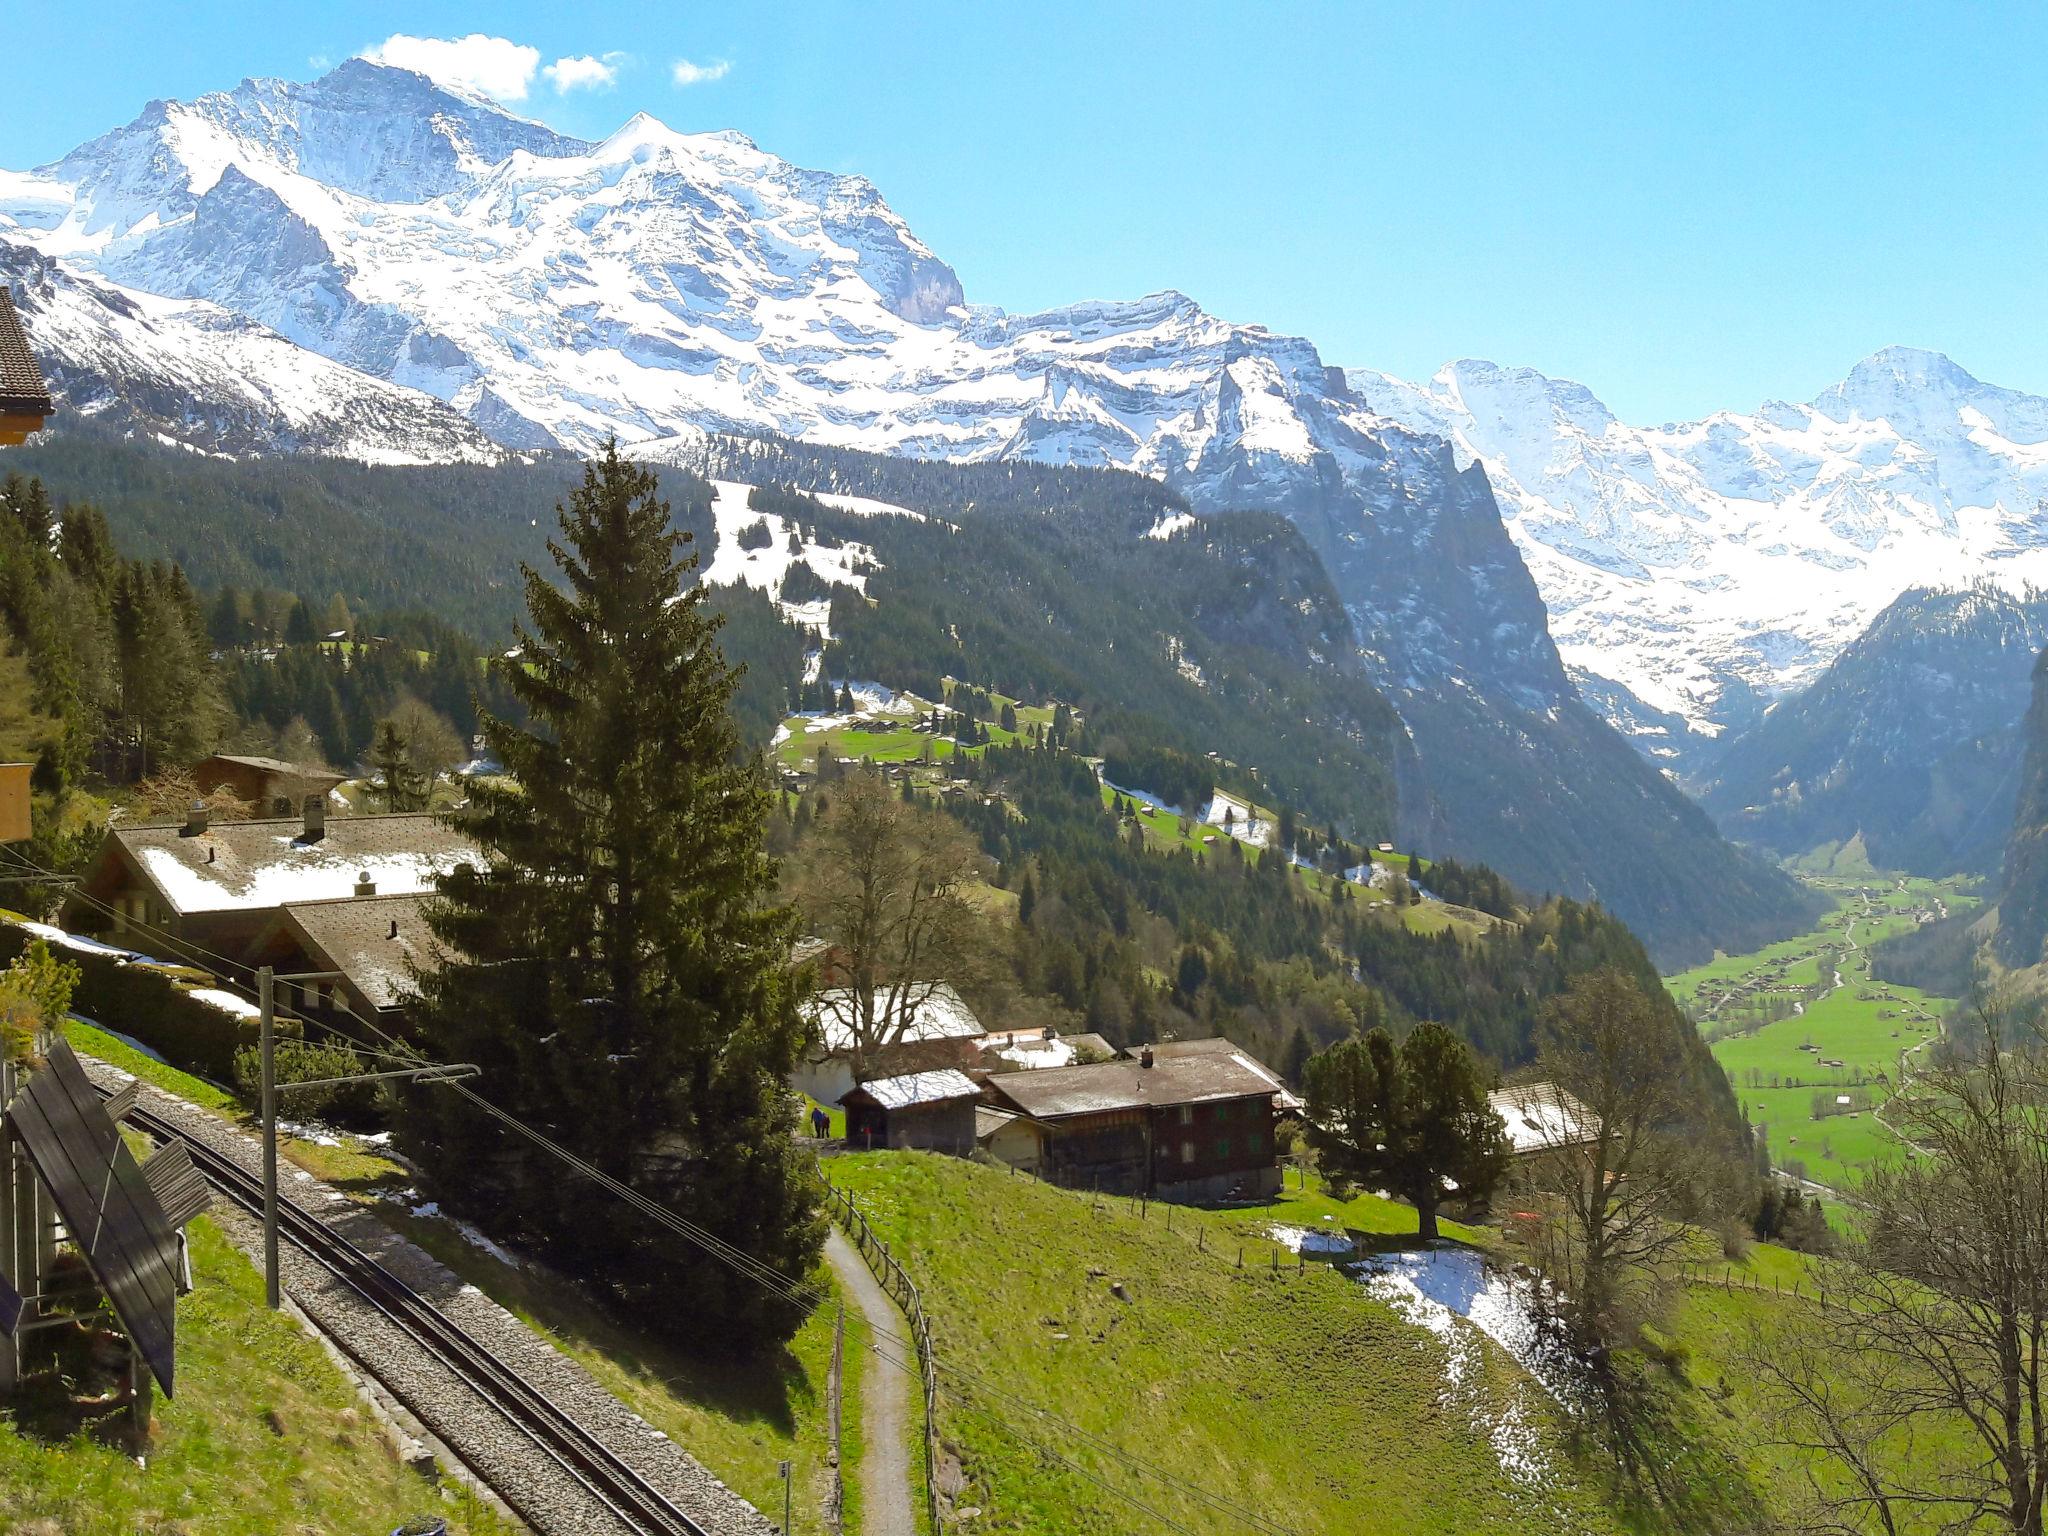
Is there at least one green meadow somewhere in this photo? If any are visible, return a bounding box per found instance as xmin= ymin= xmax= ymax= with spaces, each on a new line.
xmin=1669 ymin=869 xmax=1975 ymax=1190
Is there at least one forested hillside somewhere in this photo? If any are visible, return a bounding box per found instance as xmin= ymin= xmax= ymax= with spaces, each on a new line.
xmin=9 ymin=431 xmax=1812 ymax=965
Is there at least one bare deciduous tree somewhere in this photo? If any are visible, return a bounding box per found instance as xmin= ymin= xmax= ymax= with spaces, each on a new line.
xmin=789 ymin=768 xmax=990 ymax=1075
xmin=1524 ymin=967 xmax=1699 ymax=1345
xmin=1753 ymin=994 xmax=2048 ymax=1536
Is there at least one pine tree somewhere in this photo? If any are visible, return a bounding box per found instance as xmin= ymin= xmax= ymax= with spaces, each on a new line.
xmin=285 ymin=596 xmax=319 ymax=646
xmin=371 ymin=720 xmax=427 ymax=811
xmin=399 ymin=441 xmax=820 ymax=1348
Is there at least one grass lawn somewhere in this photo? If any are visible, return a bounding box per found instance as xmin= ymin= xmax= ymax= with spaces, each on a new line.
xmin=776 ymin=685 xmax=1052 ymax=773
xmin=0 ymin=1217 xmax=501 ymax=1536
xmin=1668 ymin=870 xmax=1974 ymax=1190
xmin=827 ymin=1151 xmax=1638 ymax=1536
xmin=1636 ymin=1243 xmax=1983 ymax=1533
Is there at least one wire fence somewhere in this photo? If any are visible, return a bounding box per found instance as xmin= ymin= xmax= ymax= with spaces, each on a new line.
xmin=819 ymin=1176 xmax=943 ymax=1535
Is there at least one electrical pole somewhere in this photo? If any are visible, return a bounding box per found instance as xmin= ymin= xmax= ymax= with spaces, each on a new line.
xmin=259 ymin=965 xmax=278 ymax=1309
xmin=255 ymin=964 xmax=474 ymax=1313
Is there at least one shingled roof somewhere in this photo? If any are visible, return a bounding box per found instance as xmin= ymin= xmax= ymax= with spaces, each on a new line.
xmin=106 ymin=814 xmax=480 ymax=916
xmin=985 ymin=1050 xmax=1282 ymax=1120
xmin=275 ymin=892 xmax=439 ymax=1012
xmin=0 ymin=287 xmax=53 ymax=441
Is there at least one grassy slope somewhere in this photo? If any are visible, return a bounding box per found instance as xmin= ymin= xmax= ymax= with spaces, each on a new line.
xmin=1668 ymin=871 xmax=1971 ymax=1189
xmin=0 ymin=1217 xmax=498 ymax=1536
xmin=828 ymin=1151 xmax=1634 ymax=1536
xmin=69 ymin=1024 xmax=852 ymax=1535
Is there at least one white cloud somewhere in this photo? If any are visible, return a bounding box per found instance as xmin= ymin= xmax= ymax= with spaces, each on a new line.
xmin=363 ymin=33 xmax=541 ymax=101
xmin=308 ymin=54 xmax=333 ymax=72
xmin=544 ymin=51 xmax=624 ymax=93
xmin=671 ymin=57 xmax=732 ymax=87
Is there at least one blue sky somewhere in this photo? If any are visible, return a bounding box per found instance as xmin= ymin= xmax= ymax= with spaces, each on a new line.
xmin=6 ymin=2 xmax=2043 ymax=422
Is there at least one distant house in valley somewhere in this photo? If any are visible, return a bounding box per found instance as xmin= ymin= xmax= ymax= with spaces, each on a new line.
xmin=1488 ymin=1082 xmax=1601 ymax=1161
xmin=840 ymin=1069 xmax=981 ymax=1154
xmin=193 ymin=754 xmax=346 ymax=817
xmin=793 ymin=981 xmax=986 ymax=1106
xmin=243 ymin=892 xmax=439 ymax=1031
xmin=0 ymin=285 xmax=53 ymax=446
xmin=981 ymin=1045 xmax=1285 ymax=1200
xmin=63 ymin=803 xmax=481 ymax=968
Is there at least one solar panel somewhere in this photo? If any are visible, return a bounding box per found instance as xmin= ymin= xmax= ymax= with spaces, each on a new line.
xmin=5 ymin=1040 xmax=181 ymax=1396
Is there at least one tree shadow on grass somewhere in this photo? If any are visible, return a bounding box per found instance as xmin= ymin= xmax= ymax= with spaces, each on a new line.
xmin=1574 ymin=1355 xmax=1774 ymax=1536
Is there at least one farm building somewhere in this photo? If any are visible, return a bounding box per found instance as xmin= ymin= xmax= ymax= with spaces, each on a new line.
xmin=1488 ymin=1083 xmax=1601 ymax=1160
xmin=793 ymin=981 xmax=986 ymax=1106
xmin=981 ymin=1046 xmax=1285 ymax=1201
xmin=62 ymin=804 xmax=482 ymax=968
xmin=841 ymin=1069 xmax=981 ymax=1154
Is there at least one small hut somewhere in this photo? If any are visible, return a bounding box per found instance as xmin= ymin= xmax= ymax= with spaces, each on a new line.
xmin=840 ymin=1069 xmax=980 ymax=1155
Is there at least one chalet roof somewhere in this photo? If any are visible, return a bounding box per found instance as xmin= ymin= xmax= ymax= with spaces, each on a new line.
xmin=807 ymin=981 xmax=984 ymax=1055
xmin=201 ymin=753 xmax=345 ymax=786
xmin=1488 ymin=1083 xmax=1601 ymax=1155
xmin=0 ymin=287 xmax=52 ymax=417
xmin=107 ymin=814 xmax=480 ymax=916
xmin=841 ymin=1068 xmax=981 ymax=1111
xmin=1121 ymin=1036 xmax=1303 ymax=1110
xmin=277 ymin=892 xmax=438 ymax=1011
xmin=986 ymin=1051 xmax=1281 ymax=1120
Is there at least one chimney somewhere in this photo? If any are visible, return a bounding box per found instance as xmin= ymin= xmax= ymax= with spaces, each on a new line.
xmin=388 ymin=918 xmax=400 ymax=940
xmin=1140 ymin=1047 xmax=1155 ymax=1069
xmin=183 ymin=800 xmax=208 ymax=837
xmin=301 ymin=794 xmax=325 ymax=843
xmin=354 ymin=871 xmax=376 ymax=897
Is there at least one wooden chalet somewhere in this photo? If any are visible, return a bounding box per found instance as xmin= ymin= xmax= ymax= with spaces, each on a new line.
xmin=840 ymin=1069 xmax=980 ymax=1155
xmin=62 ymin=801 xmax=480 ymax=969
xmin=244 ymin=891 xmax=440 ymax=1031
xmin=193 ymin=754 xmax=346 ymax=817
xmin=981 ymin=1045 xmax=1285 ymax=1201
xmin=0 ymin=286 xmax=52 ymax=446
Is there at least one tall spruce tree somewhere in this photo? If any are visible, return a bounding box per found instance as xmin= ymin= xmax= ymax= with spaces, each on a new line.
xmin=399 ymin=441 xmax=821 ymax=1347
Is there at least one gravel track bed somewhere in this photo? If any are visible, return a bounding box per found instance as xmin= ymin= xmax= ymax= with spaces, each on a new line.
xmin=84 ymin=1052 xmax=775 ymax=1536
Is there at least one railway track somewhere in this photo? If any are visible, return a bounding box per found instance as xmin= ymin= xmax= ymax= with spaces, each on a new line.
xmin=118 ymin=1097 xmax=718 ymax=1536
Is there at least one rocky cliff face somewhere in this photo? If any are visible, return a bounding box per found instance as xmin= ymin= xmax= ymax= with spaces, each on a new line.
xmin=1705 ymin=586 xmax=2048 ymax=875
xmin=1998 ymin=651 xmax=2048 ymax=971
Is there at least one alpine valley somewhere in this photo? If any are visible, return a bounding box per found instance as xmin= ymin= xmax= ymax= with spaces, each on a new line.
xmin=8 ymin=59 xmax=2047 ymax=958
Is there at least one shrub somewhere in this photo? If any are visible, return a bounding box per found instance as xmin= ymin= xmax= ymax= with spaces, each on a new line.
xmin=736 ymin=518 xmax=773 ymax=551
xmin=0 ymin=924 xmax=245 ymax=1080
xmin=232 ymin=1037 xmax=374 ymax=1122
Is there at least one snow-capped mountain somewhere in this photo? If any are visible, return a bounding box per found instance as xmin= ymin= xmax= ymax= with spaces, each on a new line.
xmin=0 ymin=237 xmax=499 ymax=462
xmin=1352 ymin=354 xmax=2048 ymax=752
xmin=0 ymin=59 xmax=1362 ymax=496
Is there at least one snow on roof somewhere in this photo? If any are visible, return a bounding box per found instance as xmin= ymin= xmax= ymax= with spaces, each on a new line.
xmin=807 ymin=981 xmax=984 ymax=1054
xmin=1488 ymin=1083 xmax=1600 ymax=1155
xmin=7 ymin=918 xmax=179 ymax=968
xmin=843 ymin=1068 xmax=980 ymax=1110
xmin=115 ymin=815 xmax=481 ymax=915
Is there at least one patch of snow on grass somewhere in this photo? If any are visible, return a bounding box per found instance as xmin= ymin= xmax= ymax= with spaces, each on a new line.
xmin=1145 ymin=512 xmax=1195 ymax=540
xmin=1352 ymin=1243 xmax=1587 ymax=1488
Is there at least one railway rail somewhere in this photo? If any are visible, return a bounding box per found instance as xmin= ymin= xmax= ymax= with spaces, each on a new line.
xmin=117 ymin=1095 xmax=720 ymax=1536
